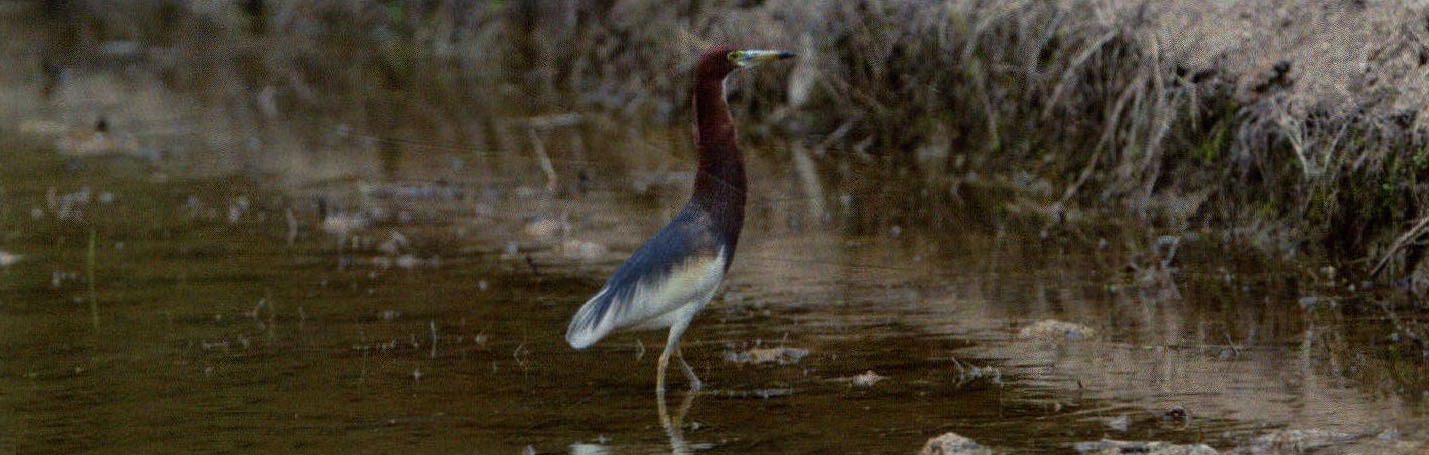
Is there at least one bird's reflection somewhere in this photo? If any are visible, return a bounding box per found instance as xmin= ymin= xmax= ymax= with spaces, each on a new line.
xmin=567 ymin=391 xmax=700 ymax=455
xmin=658 ymin=391 xmax=699 ymax=455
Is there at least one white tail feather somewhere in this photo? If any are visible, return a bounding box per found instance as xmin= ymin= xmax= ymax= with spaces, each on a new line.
xmin=565 ymin=287 xmax=612 ymax=349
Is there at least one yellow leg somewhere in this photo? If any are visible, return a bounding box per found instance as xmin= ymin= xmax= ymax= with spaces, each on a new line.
xmin=675 ymin=346 xmax=702 ymax=391
xmin=656 ymin=343 xmax=671 ymax=398
xmin=656 ymin=320 xmax=691 ymax=396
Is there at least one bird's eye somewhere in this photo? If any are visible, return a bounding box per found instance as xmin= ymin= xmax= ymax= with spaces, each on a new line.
xmin=727 ymin=51 xmax=743 ymax=63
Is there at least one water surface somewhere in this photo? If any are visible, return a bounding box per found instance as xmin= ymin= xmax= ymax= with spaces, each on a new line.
xmin=1 ymin=128 xmax=1425 ymax=454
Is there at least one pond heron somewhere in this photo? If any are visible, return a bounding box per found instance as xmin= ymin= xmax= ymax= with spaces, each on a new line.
xmin=565 ymin=45 xmax=795 ymax=395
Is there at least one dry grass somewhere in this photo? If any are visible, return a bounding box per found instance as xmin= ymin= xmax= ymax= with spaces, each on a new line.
xmin=7 ymin=0 xmax=1429 ymax=281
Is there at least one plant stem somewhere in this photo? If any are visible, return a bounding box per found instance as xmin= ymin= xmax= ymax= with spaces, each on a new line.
xmin=88 ymin=227 xmax=98 ymax=330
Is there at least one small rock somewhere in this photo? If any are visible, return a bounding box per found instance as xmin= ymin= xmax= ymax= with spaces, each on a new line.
xmin=1242 ymin=429 xmax=1356 ymax=454
xmin=322 ymin=213 xmax=371 ymax=236
xmin=920 ymin=432 xmax=995 ymax=455
xmin=953 ymin=362 xmax=1003 ymax=389
xmin=1106 ymin=414 xmax=1130 ymax=432
xmin=1074 ymin=440 xmax=1217 ymax=455
xmin=723 ymin=347 xmax=809 ymax=365
xmin=850 ymin=370 xmax=887 ymax=387
xmin=378 ymin=231 xmax=409 ymax=255
xmin=1162 ymin=406 xmax=1189 ymax=423
xmin=522 ymin=218 xmax=566 ymax=239
xmin=1017 ymin=319 xmax=1097 ymax=341
xmin=0 ymin=251 xmax=21 ymax=267
xmin=568 ymin=443 xmax=610 ymax=455
xmin=395 ymin=254 xmax=419 ymax=269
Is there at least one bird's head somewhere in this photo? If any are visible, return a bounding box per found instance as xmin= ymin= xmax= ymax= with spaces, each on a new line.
xmin=697 ymin=45 xmax=795 ymax=80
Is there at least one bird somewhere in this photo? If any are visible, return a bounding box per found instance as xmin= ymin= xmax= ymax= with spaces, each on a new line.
xmin=565 ymin=45 xmax=795 ymax=395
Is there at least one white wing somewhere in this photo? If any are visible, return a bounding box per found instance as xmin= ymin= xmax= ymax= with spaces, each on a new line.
xmin=565 ymin=248 xmax=725 ymax=349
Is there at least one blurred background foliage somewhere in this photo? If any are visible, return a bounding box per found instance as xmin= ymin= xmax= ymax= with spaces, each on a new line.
xmin=5 ymin=0 xmax=1429 ymax=284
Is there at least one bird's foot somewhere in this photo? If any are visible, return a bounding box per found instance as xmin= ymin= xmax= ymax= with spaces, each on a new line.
xmin=676 ymin=354 xmax=701 ymax=392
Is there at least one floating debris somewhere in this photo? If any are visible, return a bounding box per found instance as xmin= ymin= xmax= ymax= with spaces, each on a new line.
xmin=1074 ymin=439 xmax=1217 ymax=455
xmin=51 ymin=271 xmax=78 ymax=288
xmin=920 ymin=432 xmax=995 ymax=455
xmin=1241 ymin=429 xmax=1357 ymax=454
xmin=373 ymin=254 xmax=434 ymax=270
xmin=46 ymin=187 xmax=93 ymax=221
xmin=360 ymin=181 xmax=465 ymax=201
xmin=1296 ymin=296 xmax=1336 ymax=310
xmin=952 ymin=359 xmax=1003 ymax=389
xmin=714 ymin=388 xmax=794 ymax=399
xmin=723 ymin=346 xmax=809 ymax=365
xmin=1017 ymin=319 xmax=1097 ymax=342
xmin=560 ymin=239 xmax=608 ymax=261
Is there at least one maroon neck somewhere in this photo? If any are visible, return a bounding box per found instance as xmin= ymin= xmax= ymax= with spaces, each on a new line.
xmin=689 ymin=71 xmax=746 ymax=244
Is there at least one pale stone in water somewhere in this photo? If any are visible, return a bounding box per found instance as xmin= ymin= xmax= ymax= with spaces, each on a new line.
xmin=1017 ymin=319 xmax=1097 ymax=341
xmin=522 ymin=218 xmax=565 ymax=238
xmin=1074 ymin=440 xmax=1217 ymax=455
xmin=920 ymin=432 xmax=995 ymax=455
xmin=850 ymin=370 xmax=887 ymax=387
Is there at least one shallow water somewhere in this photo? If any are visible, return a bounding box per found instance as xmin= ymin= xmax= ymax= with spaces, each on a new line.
xmin=1 ymin=125 xmax=1426 ymax=455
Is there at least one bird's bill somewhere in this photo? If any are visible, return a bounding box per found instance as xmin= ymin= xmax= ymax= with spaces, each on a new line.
xmin=729 ymin=49 xmax=796 ymax=67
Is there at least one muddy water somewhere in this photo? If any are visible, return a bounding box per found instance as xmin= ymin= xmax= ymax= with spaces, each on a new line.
xmin=1 ymin=125 xmax=1426 ymax=455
